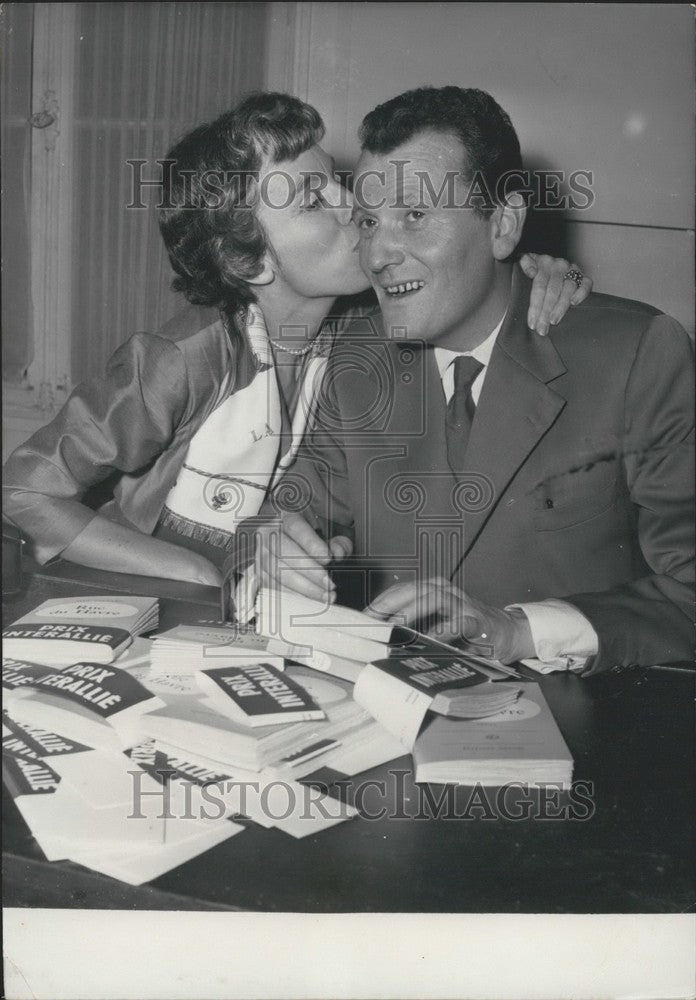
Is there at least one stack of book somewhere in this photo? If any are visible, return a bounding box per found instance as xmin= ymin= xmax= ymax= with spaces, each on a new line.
xmin=2 ymin=650 xmax=360 ymax=880
xmin=3 ymin=590 xmax=575 ymax=885
xmin=2 ymin=695 xmax=244 ymax=884
xmin=2 ymin=596 xmax=159 ymax=665
xmin=254 ymin=589 xmax=523 ymax=749
xmin=254 ymin=587 xmax=395 ymax=668
xmin=3 ymin=640 xmax=163 ymax=751
xmin=140 ymin=663 xmax=389 ymax=775
xmin=2 ymin=596 xmax=369 ymax=882
xmin=148 ymin=622 xmax=288 ymax=676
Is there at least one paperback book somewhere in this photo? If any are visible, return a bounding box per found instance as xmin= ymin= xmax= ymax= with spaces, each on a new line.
xmin=3 ymin=596 xmax=159 ymax=665
xmin=254 ymin=590 xmax=522 ymax=748
xmin=3 ymin=711 xmax=138 ymax=809
xmin=127 ymin=737 xmax=357 ymax=839
xmin=2 ymin=727 xmax=243 ymax=882
xmin=254 ymin=588 xmax=398 ymax=663
xmin=413 ymin=682 xmax=573 ymax=787
xmin=2 ymin=703 xmax=246 ymax=879
xmin=195 ymin=661 xmax=325 ymax=726
xmin=254 ymin=589 xmax=517 ymax=682
xmin=141 ymin=665 xmax=379 ymax=773
xmin=149 ymin=622 xmax=287 ymax=676
xmin=2 ymin=655 xmax=165 ymax=750
xmin=271 ymin=644 xmax=366 ymax=684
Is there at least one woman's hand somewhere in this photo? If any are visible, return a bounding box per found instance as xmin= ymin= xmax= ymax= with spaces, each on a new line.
xmin=519 ymin=253 xmax=592 ymax=335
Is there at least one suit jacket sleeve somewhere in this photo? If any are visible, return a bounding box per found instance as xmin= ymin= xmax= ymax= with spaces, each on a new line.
xmin=569 ymin=314 xmax=695 ymax=672
xmin=2 ymin=333 xmax=189 ymax=563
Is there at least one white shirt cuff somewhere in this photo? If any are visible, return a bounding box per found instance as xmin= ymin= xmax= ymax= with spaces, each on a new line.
xmin=506 ymin=598 xmax=599 ymax=669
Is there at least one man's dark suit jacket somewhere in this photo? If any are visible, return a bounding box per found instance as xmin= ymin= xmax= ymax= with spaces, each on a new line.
xmin=276 ymin=267 xmax=694 ymax=674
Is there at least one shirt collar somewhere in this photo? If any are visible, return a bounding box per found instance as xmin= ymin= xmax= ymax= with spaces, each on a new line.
xmin=434 ymin=312 xmax=506 ymax=381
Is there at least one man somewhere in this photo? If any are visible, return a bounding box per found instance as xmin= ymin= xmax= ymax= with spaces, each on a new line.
xmin=255 ymin=86 xmax=694 ymax=675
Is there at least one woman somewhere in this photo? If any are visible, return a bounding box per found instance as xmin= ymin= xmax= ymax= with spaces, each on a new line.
xmin=3 ymin=92 xmax=590 ymax=587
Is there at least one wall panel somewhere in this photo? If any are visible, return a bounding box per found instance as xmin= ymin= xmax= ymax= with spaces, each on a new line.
xmin=290 ymin=1 xmax=693 ymax=331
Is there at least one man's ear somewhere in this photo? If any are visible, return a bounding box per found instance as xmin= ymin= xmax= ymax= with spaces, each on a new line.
xmin=247 ymin=253 xmax=275 ymax=286
xmin=490 ymin=193 xmax=526 ymax=261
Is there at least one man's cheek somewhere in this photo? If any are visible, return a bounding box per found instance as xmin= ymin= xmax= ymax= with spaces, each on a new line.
xmin=357 ymin=242 xmax=371 ymax=272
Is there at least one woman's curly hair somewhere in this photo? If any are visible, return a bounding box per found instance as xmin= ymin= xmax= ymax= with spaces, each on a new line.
xmin=158 ymin=92 xmax=325 ymax=313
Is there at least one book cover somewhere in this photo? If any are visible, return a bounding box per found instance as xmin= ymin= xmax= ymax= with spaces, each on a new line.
xmin=72 ymin=818 xmax=242 ymax=887
xmin=2 ymin=751 xmax=72 ymax=861
xmin=254 ymin=588 xmax=397 ymax=660
xmin=15 ymin=662 xmax=164 ymax=722
xmin=3 ymin=711 xmax=143 ymax=809
xmin=3 ymin=662 xmax=165 ymax=750
xmin=413 ymin=683 xmax=574 ymax=787
xmin=273 ymin=644 xmax=366 ymax=683
xmin=3 ymin=725 xmax=244 ymax=875
xmin=254 ymin=591 xmax=517 ymax=681
xmin=370 ymin=649 xmax=503 ymax=696
xmin=142 ymin=665 xmax=373 ymax=772
xmin=262 ymin=623 xmax=388 ymax=667
xmin=2 ymin=596 xmax=159 ymax=665
xmin=149 ymin=622 xmax=287 ymax=676
xmin=3 ymin=658 xmax=50 ymax=696
xmin=353 ymin=658 xmax=520 ymax=751
xmin=126 ymin=738 xmax=357 ymax=839
xmin=196 ymin=662 xmax=325 ymax=727
xmin=152 ymin=621 xmax=271 ymax=652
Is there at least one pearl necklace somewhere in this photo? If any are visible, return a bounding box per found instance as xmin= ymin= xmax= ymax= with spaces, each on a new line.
xmin=269 ymin=338 xmax=315 ymax=357
xmin=225 ymin=306 xmax=317 ymax=357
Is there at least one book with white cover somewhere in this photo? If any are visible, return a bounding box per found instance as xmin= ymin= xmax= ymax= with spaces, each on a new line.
xmin=127 ymin=738 xmax=357 ymax=839
xmin=268 ymin=643 xmax=365 ymax=684
xmin=153 ymin=621 xmax=270 ymax=650
xmin=3 ymin=595 xmax=159 ymax=665
xmin=255 ymin=588 xmax=398 ymax=662
xmin=362 ymin=646 xmax=520 ymax=718
xmin=413 ymin=683 xmax=573 ymax=787
xmin=149 ymin=622 xmax=287 ymax=676
xmin=3 ymin=712 xmax=138 ymax=809
xmin=196 ymin=661 xmax=325 ymax=726
xmin=141 ymin=665 xmax=374 ymax=772
xmin=2 ymin=724 xmax=183 ymax=853
xmin=2 ymin=658 xmax=50 ymax=698
xmin=2 ymin=751 xmax=69 ymax=861
xmin=2 ymin=717 xmax=245 ymax=881
xmin=3 ymin=660 xmax=165 ymax=750
xmin=254 ymin=589 xmax=517 ymax=681
xmin=3 ymin=690 xmax=123 ymax=752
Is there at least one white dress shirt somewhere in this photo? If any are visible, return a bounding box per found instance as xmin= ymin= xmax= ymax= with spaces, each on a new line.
xmin=434 ymin=320 xmax=598 ymax=672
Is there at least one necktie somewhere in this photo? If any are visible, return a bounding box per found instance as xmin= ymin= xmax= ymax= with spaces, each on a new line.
xmin=445 ymin=355 xmax=484 ymax=473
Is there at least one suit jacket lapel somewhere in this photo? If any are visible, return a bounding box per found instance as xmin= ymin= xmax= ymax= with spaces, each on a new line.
xmin=456 ymin=266 xmax=568 ymax=559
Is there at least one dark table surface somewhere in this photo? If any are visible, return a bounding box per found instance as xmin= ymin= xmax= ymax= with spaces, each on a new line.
xmin=3 ymin=559 xmax=695 ymax=913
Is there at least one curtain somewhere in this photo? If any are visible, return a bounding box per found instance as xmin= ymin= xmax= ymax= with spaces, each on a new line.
xmin=1 ymin=3 xmax=35 ymax=381
xmin=70 ymin=2 xmax=268 ymax=383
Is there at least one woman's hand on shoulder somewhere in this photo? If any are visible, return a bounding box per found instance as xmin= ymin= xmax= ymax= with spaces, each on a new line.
xmin=519 ymin=253 xmax=592 ymax=336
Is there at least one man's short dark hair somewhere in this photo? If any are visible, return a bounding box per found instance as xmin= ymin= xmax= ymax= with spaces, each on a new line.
xmin=159 ymin=92 xmax=324 ymax=313
xmin=358 ymin=86 xmax=523 ymax=215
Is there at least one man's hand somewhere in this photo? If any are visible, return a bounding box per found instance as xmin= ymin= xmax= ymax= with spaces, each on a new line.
xmin=255 ymin=511 xmax=352 ymax=603
xmin=366 ymin=577 xmax=536 ymax=664
xmin=519 ymin=253 xmax=592 ymax=336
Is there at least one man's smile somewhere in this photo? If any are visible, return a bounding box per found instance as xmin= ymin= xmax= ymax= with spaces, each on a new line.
xmin=382 ymin=280 xmax=426 ymax=297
